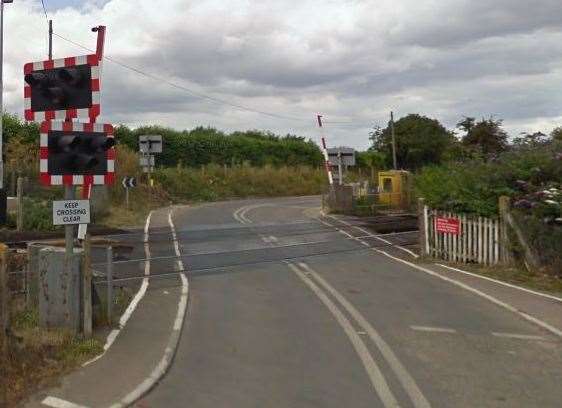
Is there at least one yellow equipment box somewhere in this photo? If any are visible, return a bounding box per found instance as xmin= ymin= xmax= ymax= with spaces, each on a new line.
xmin=378 ymin=170 xmax=412 ymax=209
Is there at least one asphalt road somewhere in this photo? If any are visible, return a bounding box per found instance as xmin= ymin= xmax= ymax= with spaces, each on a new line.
xmin=141 ymin=196 xmax=562 ymax=408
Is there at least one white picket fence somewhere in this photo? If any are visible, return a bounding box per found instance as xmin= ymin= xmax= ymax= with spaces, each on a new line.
xmin=423 ymin=206 xmax=501 ymax=265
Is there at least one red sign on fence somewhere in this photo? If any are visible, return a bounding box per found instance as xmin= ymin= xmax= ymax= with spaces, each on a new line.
xmin=435 ymin=217 xmax=461 ymax=235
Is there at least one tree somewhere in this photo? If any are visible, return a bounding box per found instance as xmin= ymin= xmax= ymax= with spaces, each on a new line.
xmin=458 ymin=117 xmax=508 ymax=155
xmin=369 ymin=114 xmax=455 ymax=170
xmin=551 ymin=127 xmax=562 ymax=142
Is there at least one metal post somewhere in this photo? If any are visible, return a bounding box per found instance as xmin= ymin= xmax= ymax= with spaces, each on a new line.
xmin=338 ymin=153 xmax=343 ymax=186
xmin=390 ymin=111 xmax=397 ymax=170
xmin=48 ymin=19 xmax=53 ymax=60
xmin=16 ymin=176 xmax=22 ymax=231
xmin=64 ymin=185 xmax=75 ymax=256
xmin=125 ymin=187 xmax=130 ymax=210
xmin=106 ymin=246 xmax=113 ymax=324
xmin=82 ymin=234 xmax=92 ymax=338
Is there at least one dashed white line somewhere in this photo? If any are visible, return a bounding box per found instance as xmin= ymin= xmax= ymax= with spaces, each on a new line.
xmin=492 ymin=332 xmax=546 ymax=341
xmin=410 ymin=326 xmax=457 ymax=334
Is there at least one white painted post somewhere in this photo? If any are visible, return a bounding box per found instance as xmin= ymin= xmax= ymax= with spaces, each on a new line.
xmin=451 ymin=214 xmax=458 ymax=262
xmin=494 ymin=220 xmax=500 ymax=264
xmin=462 ymin=215 xmax=467 ymax=263
xmin=477 ymin=217 xmax=482 ymax=264
xmin=467 ymin=218 xmax=472 ymax=261
xmin=424 ymin=205 xmax=430 ymax=256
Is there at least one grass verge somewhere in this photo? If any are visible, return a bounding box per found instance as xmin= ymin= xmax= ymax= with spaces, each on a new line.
xmin=3 ymin=309 xmax=103 ymax=406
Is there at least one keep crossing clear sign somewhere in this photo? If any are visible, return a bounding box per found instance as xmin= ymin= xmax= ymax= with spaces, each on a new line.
xmin=53 ymin=200 xmax=91 ymax=225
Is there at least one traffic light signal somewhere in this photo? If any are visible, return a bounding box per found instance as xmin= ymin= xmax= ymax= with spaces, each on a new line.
xmin=40 ymin=121 xmax=116 ymax=186
xmin=48 ymin=130 xmax=115 ymax=175
xmin=25 ymin=65 xmax=92 ymax=112
xmin=24 ymin=54 xmax=101 ymax=121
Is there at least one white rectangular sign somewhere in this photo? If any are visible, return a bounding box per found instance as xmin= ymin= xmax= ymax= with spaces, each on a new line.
xmin=139 ymin=135 xmax=163 ymax=153
xmin=139 ymin=155 xmax=155 ymax=167
xmin=53 ymin=200 xmax=91 ymax=226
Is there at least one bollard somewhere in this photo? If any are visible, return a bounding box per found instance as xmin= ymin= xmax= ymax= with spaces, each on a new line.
xmin=107 ymin=246 xmax=113 ymax=325
xmin=16 ymin=177 xmax=23 ymax=232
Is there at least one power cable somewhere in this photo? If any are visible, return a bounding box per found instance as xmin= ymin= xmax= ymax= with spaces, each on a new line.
xmin=52 ymin=31 xmax=374 ymax=128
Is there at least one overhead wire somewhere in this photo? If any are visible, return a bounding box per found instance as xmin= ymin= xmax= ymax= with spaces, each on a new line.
xmin=51 ymin=31 xmax=374 ymax=128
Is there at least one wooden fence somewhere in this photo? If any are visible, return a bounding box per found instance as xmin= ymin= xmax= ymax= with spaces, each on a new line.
xmin=423 ymin=206 xmax=502 ymax=265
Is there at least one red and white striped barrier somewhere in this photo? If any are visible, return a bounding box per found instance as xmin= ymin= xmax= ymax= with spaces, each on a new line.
xmin=317 ymin=115 xmax=334 ymax=185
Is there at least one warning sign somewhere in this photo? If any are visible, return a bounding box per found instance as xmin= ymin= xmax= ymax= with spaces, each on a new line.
xmin=435 ymin=217 xmax=461 ymax=235
xmin=53 ymin=200 xmax=91 ymax=226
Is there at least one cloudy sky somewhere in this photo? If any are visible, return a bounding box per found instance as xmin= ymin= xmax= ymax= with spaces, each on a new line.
xmin=5 ymin=0 xmax=562 ymax=149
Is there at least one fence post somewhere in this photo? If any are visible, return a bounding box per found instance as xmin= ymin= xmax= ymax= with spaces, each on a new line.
xmin=417 ymin=198 xmax=427 ymax=257
xmin=82 ymin=234 xmax=92 ymax=338
xmin=107 ymin=246 xmax=113 ymax=325
xmin=498 ymin=196 xmax=512 ymax=264
xmin=16 ymin=177 xmax=23 ymax=232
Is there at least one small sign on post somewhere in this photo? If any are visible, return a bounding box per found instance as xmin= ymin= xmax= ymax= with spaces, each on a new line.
xmin=139 ymin=135 xmax=162 ymax=154
xmin=435 ymin=217 xmax=461 ymax=235
xmin=53 ymin=200 xmax=91 ymax=226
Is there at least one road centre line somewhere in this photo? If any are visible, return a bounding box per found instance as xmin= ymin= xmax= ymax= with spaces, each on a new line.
xmin=298 ymin=262 xmax=431 ymax=408
xmin=286 ymin=262 xmax=400 ymax=408
xmin=410 ymin=326 xmax=457 ymax=334
xmin=82 ymin=211 xmax=154 ymax=367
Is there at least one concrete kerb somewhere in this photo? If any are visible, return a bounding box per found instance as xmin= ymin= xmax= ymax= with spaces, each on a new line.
xmin=109 ymin=206 xmax=190 ymax=408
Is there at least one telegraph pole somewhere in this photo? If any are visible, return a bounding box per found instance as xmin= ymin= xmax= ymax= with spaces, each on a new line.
xmin=48 ymin=20 xmax=53 ymax=60
xmin=390 ymin=111 xmax=397 ymax=170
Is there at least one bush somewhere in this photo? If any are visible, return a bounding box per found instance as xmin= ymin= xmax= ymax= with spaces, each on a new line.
xmin=154 ymin=164 xmax=326 ymax=202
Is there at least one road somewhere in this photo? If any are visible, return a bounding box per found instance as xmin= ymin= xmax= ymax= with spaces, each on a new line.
xmin=140 ymin=196 xmax=562 ymax=408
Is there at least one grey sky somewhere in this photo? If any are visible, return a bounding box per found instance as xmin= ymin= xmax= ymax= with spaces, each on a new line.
xmin=4 ymin=0 xmax=562 ymax=149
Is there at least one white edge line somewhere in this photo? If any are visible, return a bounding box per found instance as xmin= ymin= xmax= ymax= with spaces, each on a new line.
xmin=42 ymin=396 xmax=88 ymax=408
xmin=435 ymin=263 xmax=562 ymax=304
xmin=320 ymin=216 xmax=562 ymax=339
xmin=374 ymin=249 xmax=562 ymax=339
xmin=323 ymin=214 xmax=419 ymax=258
xmin=111 ymin=207 xmax=190 ymax=408
xmin=82 ymin=211 xmax=154 ymax=367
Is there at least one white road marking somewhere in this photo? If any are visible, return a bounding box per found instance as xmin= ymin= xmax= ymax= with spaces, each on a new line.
xmin=492 ymin=332 xmax=546 ymax=341
xmin=410 ymin=326 xmax=457 ymax=334
xmin=42 ymin=396 xmax=88 ymax=408
xmin=83 ymin=211 xmax=154 ymax=367
xmin=298 ymin=262 xmax=431 ymax=408
xmin=287 ymin=262 xmax=400 ymax=408
xmin=327 ymin=214 xmax=419 ymax=258
xmin=373 ymin=249 xmax=562 ymax=339
xmin=320 ymin=216 xmax=562 ymax=340
xmin=436 ymin=263 xmax=562 ymax=304
xmin=112 ymin=208 xmax=190 ymax=408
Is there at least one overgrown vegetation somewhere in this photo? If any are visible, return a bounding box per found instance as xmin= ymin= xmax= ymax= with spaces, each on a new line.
xmin=3 ymin=309 xmax=103 ymax=406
